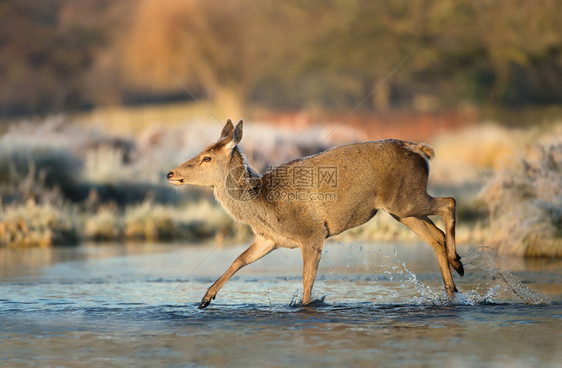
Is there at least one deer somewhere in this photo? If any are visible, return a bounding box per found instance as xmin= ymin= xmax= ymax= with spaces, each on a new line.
xmin=167 ymin=119 xmax=464 ymax=309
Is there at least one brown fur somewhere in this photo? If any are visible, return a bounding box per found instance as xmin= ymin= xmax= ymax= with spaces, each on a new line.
xmin=167 ymin=119 xmax=464 ymax=308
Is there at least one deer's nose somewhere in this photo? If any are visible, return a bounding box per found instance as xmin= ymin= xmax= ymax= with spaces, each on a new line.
xmin=167 ymin=171 xmax=174 ymax=179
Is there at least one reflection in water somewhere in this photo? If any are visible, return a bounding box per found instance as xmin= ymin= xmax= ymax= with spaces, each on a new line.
xmin=0 ymin=242 xmax=560 ymax=366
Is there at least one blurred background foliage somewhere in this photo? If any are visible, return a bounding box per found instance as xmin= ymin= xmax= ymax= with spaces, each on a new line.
xmin=1 ymin=0 xmax=562 ymax=116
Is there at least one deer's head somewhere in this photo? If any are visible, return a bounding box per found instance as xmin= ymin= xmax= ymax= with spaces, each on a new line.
xmin=167 ymin=119 xmax=244 ymax=187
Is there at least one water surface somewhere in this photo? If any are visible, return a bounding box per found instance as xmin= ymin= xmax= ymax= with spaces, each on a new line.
xmin=0 ymin=242 xmax=560 ymax=367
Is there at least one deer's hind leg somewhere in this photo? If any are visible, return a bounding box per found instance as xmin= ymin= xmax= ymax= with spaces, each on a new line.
xmin=431 ymin=197 xmax=463 ymax=276
xmin=393 ymin=215 xmax=457 ymax=298
xmin=389 ymin=195 xmax=463 ymax=276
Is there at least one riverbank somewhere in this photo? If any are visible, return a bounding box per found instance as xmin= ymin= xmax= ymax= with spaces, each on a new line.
xmin=0 ymin=110 xmax=560 ymax=256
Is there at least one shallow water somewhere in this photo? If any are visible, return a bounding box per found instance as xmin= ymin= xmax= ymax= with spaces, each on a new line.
xmin=0 ymin=242 xmax=561 ymax=367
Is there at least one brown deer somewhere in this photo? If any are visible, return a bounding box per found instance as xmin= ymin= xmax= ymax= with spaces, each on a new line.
xmin=167 ymin=119 xmax=464 ymax=308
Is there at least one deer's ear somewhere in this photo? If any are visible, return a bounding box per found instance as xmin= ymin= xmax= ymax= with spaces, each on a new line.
xmin=233 ymin=120 xmax=243 ymax=145
xmin=220 ymin=119 xmax=234 ymax=139
xmin=224 ymin=119 xmax=243 ymax=150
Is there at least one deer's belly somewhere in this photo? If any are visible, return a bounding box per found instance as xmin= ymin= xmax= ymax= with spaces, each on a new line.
xmin=256 ymin=229 xmax=301 ymax=249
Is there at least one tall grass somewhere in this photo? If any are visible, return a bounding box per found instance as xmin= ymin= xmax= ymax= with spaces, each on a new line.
xmin=0 ymin=198 xmax=243 ymax=246
xmin=482 ymin=139 xmax=562 ymax=257
xmin=0 ymin=200 xmax=79 ymax=247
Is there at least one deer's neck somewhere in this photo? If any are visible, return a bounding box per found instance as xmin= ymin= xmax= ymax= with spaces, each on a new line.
xmin=213 ymin=147 xmax=265 ymax=224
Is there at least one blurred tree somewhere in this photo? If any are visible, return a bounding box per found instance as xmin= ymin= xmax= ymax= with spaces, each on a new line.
xmin=0 ymin=0 xmax=561 ymax=116
xmin=0 ymin=0 xmax=130 ymax=115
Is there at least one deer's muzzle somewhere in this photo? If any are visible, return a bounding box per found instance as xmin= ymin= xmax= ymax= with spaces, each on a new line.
xmin=167 ymin=171 xmax=185 ymax=185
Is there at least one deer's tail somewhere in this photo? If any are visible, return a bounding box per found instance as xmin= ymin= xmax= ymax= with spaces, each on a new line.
xmin=405 ymin=142 xmax=435 ymax=161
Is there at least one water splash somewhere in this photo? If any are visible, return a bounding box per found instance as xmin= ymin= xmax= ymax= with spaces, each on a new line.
xmin=385 ymin=246 xmax=548 ymax=306
xmin=462 ymin=246 xmax=549 ymax=305
xmin=395 ymin=259 xmax=442 ymax=305
xmin=289 ymin=290 xmax=328 ymax=307
xmin=290 ymin=244 xmax=548 ymax=307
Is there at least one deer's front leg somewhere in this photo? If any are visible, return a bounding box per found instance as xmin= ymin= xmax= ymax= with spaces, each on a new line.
xmin=301 ymin=242 xmax=324 ymax=305
xmin=199 ymin=237 xmax=276 ymax=309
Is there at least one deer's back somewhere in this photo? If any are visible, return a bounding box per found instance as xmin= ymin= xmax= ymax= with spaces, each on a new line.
xmin=260 ymin=140 xmax=431 ymax=238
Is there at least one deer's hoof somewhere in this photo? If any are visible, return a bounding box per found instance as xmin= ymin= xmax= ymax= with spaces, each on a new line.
xmin=451 ymin=259 xmax=464 ymax=276
xmin=198 ymin=300 xmax=210 ymax=309
xmin=446 ymin=287 xmax=456 ymax=301
xmin=198 ymin=294 xmax=216 ymax=309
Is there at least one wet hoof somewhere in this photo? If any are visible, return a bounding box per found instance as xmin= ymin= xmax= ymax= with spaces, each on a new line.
xmin=198 ymin=294 xmax=215 ymax=309
xmin=290 ymin=296 xmax=326 ymax=308
xmin=198 ymin=300 xmax=210 ymax=309
xmin=446 ymin=284 xmax=457 ymax=300
xmin=446 ymin=290 xmax=456 ymax=301
xmin=451 ymin=258 xmax=464 ymax=276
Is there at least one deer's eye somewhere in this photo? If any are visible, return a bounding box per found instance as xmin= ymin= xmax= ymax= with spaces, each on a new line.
xmin=202 ymin=156 xmax=212 ymax=162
